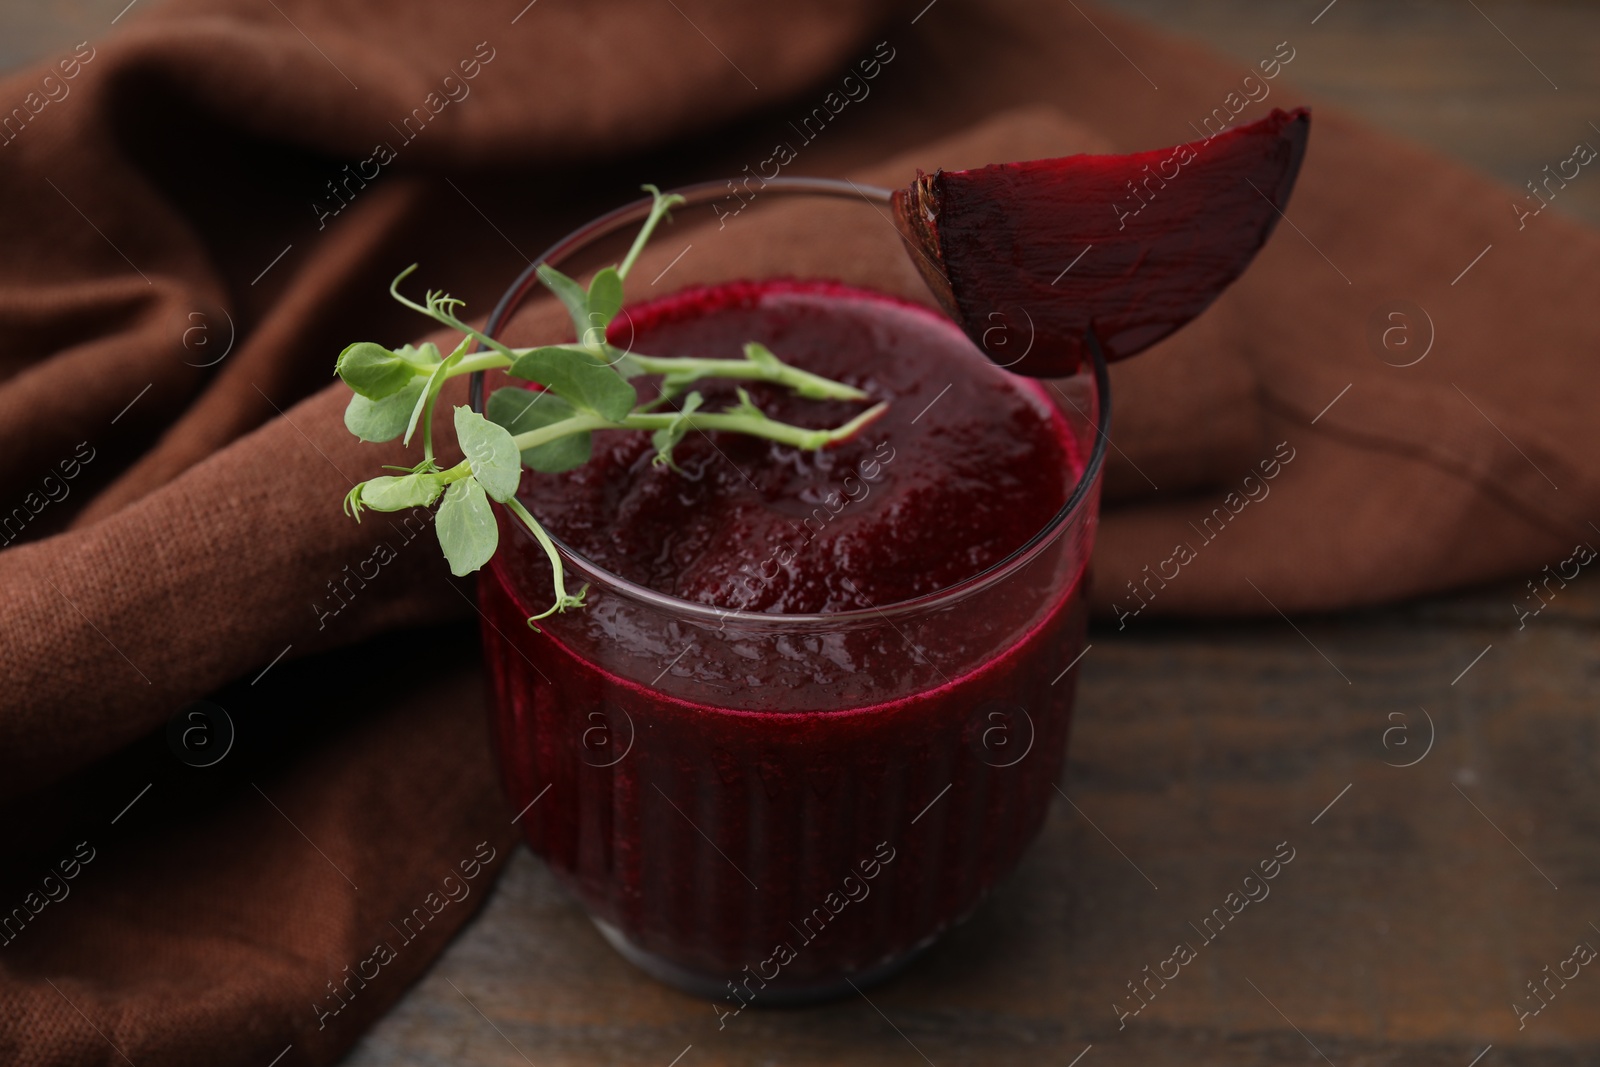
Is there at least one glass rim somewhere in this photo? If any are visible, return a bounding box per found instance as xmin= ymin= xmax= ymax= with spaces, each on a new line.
xmin=470 ymin=176 xmax=1111 ymax=628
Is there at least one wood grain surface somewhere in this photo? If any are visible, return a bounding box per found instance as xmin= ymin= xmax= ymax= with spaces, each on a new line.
xmin=3 ymin=2 xmax=1596 ymax=1064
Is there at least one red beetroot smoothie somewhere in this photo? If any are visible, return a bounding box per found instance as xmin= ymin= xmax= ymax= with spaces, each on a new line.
xmin=479 ymin=280 xmax=1093 ymax=997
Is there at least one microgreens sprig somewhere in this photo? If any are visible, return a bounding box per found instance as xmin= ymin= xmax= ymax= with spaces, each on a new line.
xmin=334 ymin=185 xmax=887 ymax=626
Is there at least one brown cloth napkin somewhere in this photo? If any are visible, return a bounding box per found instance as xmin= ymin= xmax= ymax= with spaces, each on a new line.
xmin=3 ymin=0 xmax=1598 ymax=1063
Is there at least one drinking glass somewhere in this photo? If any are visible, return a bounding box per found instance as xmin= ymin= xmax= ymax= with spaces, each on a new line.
xmin=471 ymin=177 xmax=1109 ymax=1002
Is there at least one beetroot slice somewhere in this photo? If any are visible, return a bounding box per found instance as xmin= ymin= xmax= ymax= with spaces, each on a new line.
xmin=892 ymin=108 xmax=1311 ymax=377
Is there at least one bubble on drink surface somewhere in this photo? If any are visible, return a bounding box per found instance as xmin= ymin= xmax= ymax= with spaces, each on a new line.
xmin=1365 ymin=299 xmax=1432 ymax=368
xmin=579 ymin=702 xmax=635 ymax=768
xmin=166 ymin=700 xmax=235 ymax=767
xmin=964 ymin=700 xmax=1034 ymax=768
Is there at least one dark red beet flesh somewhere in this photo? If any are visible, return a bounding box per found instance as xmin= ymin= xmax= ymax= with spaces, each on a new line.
xmin=893 ymin=107 xmax=1311 ymax=377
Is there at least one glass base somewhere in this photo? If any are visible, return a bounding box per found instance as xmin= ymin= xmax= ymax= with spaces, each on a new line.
xmin=591 ymin=916 xmax=937 ymax=1005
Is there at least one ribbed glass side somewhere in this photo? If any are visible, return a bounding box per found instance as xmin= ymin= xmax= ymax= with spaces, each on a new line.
xmin=480 ymin=571 xmax=1088 ymax=995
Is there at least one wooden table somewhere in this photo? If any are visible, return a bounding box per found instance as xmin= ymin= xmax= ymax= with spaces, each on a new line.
xmin=5 ymin=2 xmax=1597 ymax=1063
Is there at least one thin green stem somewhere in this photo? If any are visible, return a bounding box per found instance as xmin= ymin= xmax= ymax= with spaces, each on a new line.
xmin=504 ymin=495 xmax=587 ymax=624
xmin=398 ymin=271 xmax=866 ymax=409
xmin=625 ymin=404 xmax=889 ymax=449
xmin=443 ymin=347 xmax=868 ymax=408
xmin=419 ymin=347 xmax=466 ymax=463
xmin=507 ymin=413 xmax=615 ymax=452
xmin=506 ymin=403 xmax=888 ymax=455
xmin=391 ymin=265 xmax=524 ymax=364
xmin=627 ymin=354 xmax=869 ymax=401
xmin=450 ymin=351 xmax=513 ymax=377
xmin=388 ymin=265 xmax=437 ymax=322
xmin=617 ymin=186 xmax=686 ymax=280
xmin=421 ymin=397 xmax=435 ymax=463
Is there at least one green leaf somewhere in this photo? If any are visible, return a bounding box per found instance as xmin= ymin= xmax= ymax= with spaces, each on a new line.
xmin=337 ymin=342 xmax=421 ymax=400
xmin=395 ymin=342 xmax=441 ymax=368
xmin=587 ymin=267 xmax=624 ymax=329
xmin=651 ymin=391 xmax=704 ymax=472
xmin=436 ymin=477 xmax=498 ymax=576
xmin=486 ymin=386 xmax=593 ymax=473
xmin=355 ymin=472 xmax=448 ymax=512
xmin=600 ymin=343 xmax=645 ymax=379
xmin=454 ymin=405 xmax=522 ymax=503
xmin=536 ymin=263 xmax=591 ymax=340
xmin=345 ymin=378 xmax=426 ymax=442
xmin=508 ymin=346 xmax=637 ymax=421
xmin=404 ymin=344 xmax=464 ymax=448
